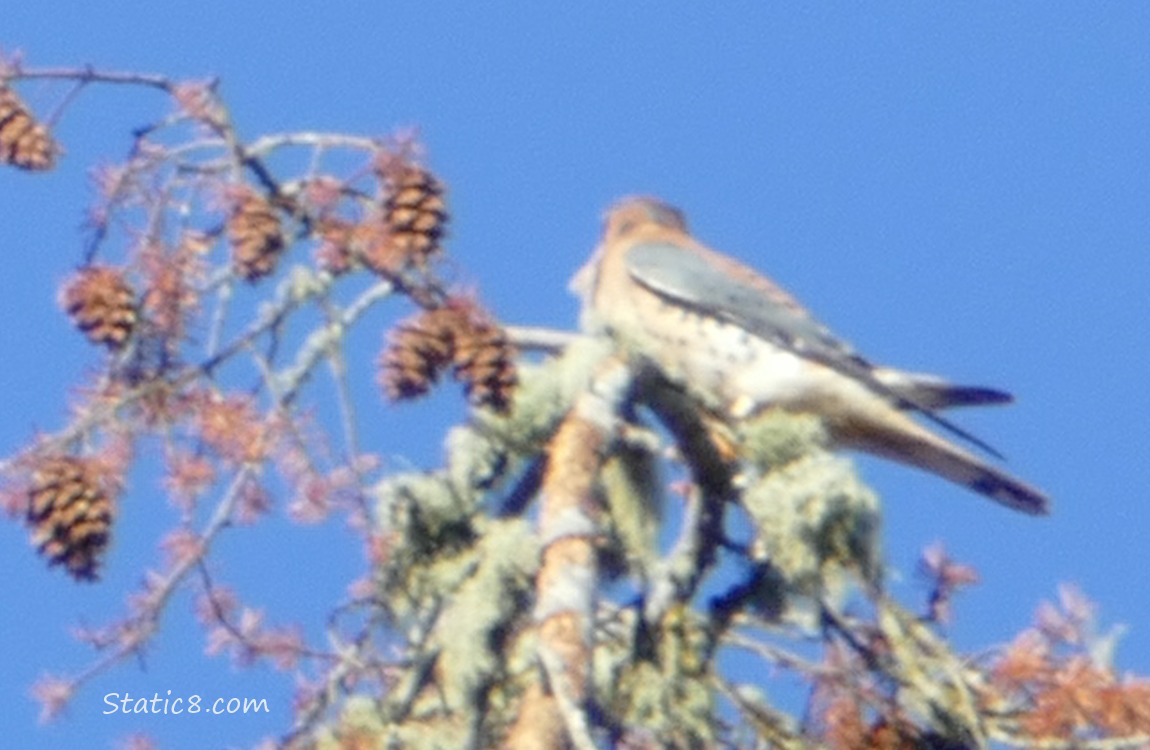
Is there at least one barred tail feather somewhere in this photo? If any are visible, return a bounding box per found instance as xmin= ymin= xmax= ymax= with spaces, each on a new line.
xmin=832 ymin=405 xmax=1050 ymax=516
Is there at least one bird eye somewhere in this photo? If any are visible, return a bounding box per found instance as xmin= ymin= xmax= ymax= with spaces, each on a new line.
xmin=612 ymin=217 xmax=639 ymax=236
xmin=650 ymin=204 xmax=687 ymax=232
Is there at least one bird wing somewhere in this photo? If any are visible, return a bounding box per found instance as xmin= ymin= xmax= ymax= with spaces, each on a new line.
xmin=623 ymin=240 xmax=1006 ymax=458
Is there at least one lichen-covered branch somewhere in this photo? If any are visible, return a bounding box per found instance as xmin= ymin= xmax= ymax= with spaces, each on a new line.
xmin=507 ymin=356 xmax=631 ymax=750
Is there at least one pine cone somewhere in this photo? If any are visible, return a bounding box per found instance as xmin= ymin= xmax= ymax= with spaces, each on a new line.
xmin=380 ymin=301 xmax=517 ymax=411
xmin=228 ymin=191 xmax=285 ymax=281
xmin=452 ymin=315 xmax=517 ymax=413
xmin=0 ymin=85 xmax=56 ymax=171
xmin=26 ymin=456 xmax=114 ymax=581
xmin=378 ymin=307 xmax=459 ymax=402
xmin=60 ymin=266 xmax=138 ymax=350
xmin=364 ymin=164 xmax=448 ymax=275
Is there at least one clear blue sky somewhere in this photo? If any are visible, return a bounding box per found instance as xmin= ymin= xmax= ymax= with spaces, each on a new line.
xmin=3 ymin=4 xmax=1149 ymax=748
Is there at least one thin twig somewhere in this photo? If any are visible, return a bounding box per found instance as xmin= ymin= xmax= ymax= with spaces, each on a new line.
xmin=245 ymin=132 xmax=382 ymax=156
xmin=60 ymin=464 xmax=255 ymax=696
xmin=270 ymin=278 xmax=394 ymax=400
xmin=8 ymin=64 xmax=176 ymax=91
xmin=504 ymin=325 xmax=580 ymax=354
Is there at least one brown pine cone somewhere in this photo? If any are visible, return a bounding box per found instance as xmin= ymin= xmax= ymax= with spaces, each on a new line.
xmin=378 ymin=307 xmax=460 ymax=402
xmin=0 ymin=85 xmax=57 ymax=171
xmin=60 ymin=266 xmax=138 ymax=350
xmin=26 ymin=456 xmax=114 ymax=581
xmin=364 ymin=164 xmax=448 ymax=275
xmin=380 ymin=301 xmax=517 ymax=411
xmin=228 ymin=191 xmax=285 ymax=281
xmin=452 ymin=315 xmax=517 ymax=413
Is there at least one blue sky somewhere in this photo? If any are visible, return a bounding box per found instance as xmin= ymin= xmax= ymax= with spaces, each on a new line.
xmin=3 ymin=4 xmax=1149 ymax=748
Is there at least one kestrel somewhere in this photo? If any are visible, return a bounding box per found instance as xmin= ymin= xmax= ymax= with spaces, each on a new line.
xmin=571 ymin=196 xmax=1048 ymax=514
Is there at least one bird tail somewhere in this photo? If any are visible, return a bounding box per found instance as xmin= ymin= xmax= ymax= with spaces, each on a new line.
xmin=872 ymin=367 xmax=1014 ymax=410
xmin=830 ymin=404 xmax=1050 ymax=516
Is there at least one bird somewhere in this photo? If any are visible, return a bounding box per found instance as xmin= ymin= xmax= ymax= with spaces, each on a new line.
xmin=570 ymin=195 xmax=1049 ymax=515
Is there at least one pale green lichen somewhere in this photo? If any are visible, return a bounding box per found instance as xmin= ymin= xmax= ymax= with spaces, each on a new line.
xmin=740 ymin=425 xmax=882 ymax=628
xmin=377 ymin=472 xmax=474 ymax=557
xmin=595 ymin=604 xmax=717 ymax=747
xmin=599 ymin=441 xmax=663 ymax=580
xmin=443 ymin=423 xmax=509 ymax=495
xmin=737 ymin=409 xmax=829 ymax=472
xmin=431 ymin=518 xmax=537 ymax=710
xmin=308 ymin=695 xmax=386 ymax=750
xmin=356 ymin=514 xmax=538 ymax=747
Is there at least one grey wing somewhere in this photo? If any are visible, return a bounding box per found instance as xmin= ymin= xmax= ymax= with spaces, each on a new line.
xmin=624 ymin=241 xmax=1006 ymax=458
xmin=625 ymin=241 xmax=881 ymax=381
